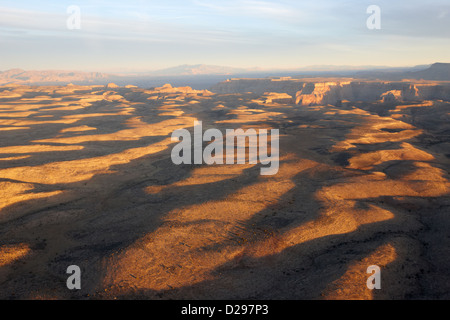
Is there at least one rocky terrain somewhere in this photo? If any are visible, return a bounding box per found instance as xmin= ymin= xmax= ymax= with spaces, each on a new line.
xmin=211 ymin=78 xmax=450 ymax=106
xmin=0 ymin=79 xmax=449 ymax=300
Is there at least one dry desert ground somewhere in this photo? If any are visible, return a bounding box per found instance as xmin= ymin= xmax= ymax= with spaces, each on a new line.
xmin=0 ymin=80 xmax=449 ymax=300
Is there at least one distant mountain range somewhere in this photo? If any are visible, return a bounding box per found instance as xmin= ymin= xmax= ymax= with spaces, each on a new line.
xmin=0 ymin=63 xmax=448 ymax=88
xmin=141 ymin=64 xmax=254 ymax=76
xmin=0 ymin=68 xmax=108 ymax=85
xmin=355 ymin=63 xmax=450 ymax=80
xmin=407 ymin=63 xmax=450 ymax=81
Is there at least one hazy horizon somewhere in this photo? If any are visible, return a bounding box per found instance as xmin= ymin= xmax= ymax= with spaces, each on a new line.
xmin=1 ymin=0 xmax=449 ymax=72
xmin=0 ymin=62 xmax=443 ymax=75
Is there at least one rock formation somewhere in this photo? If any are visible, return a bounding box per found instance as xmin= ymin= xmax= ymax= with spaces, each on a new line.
xmin=211 ymin=79 xmax=450 ymax=106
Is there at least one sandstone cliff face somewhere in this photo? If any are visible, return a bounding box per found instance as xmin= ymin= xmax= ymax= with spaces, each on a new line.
xmin=381 ymin=90 xmax=403 ymax=103
xmin=296 ymin=82 xmax=433 ymax=106
xmin=295 ymin=82 xmax=351 ymax=106
xmin=263 ymin=92 xmax=294 ymax=104
xmin=211 ymin=79 xmax=450 ymax=106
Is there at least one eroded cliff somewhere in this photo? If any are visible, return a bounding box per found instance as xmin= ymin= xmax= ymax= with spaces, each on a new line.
xmin=211 ymin=78 xmax=450 ymax=106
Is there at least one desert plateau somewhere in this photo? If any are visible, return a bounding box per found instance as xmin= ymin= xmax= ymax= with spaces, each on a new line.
xmin=0 ymin=77 xmax=449 ymax=300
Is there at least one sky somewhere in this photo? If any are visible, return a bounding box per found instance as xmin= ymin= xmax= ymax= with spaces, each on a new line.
xmin=0 ymin=0 xmax=449 ymax=72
